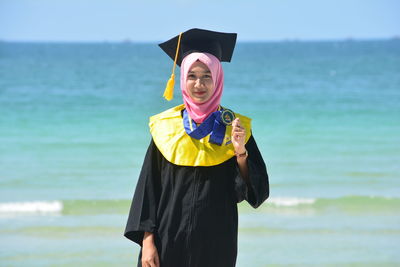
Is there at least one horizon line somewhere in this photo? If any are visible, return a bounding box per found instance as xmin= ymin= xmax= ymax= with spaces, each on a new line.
xmin=1 ymin=36 xmax=399 ymax=44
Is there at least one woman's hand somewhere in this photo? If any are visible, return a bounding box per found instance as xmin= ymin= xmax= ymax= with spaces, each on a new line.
xmin=231 ymin=118 xmax=246 ymax=154
xmin=232 ymin=118 xmax=250 ymax=182
xmin=142 ymin=232 xmax=160 ymax=267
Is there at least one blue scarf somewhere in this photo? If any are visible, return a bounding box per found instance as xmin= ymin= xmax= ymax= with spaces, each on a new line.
xmin=183 ymin=108 xmax=226 ymax=146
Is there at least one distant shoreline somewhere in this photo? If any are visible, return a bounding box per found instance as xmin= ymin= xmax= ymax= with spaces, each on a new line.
xmin=1 ymin=36 xmax=399 ymax=44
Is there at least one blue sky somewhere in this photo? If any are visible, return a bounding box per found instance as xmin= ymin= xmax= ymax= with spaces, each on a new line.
xmin=1 ymin=0 xmax=399 ymax=42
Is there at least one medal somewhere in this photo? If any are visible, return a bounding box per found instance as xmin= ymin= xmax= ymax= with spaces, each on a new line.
xmin=220 ymin=109 xmax=235 ymax=125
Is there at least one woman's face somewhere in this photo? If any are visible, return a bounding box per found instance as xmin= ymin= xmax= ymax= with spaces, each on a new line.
xmin=186 ymin=61 xmax=214 ymax=103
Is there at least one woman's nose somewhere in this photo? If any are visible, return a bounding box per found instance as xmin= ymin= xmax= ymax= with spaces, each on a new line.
xmin=194 ymin=78 xmax=203 ymax=87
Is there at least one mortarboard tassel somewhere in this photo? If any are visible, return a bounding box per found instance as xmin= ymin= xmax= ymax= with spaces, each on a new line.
xmin=163 ymin=32 xmax=182 ymax=101
xmin=163 ymin=74 xmax=175 ymax=101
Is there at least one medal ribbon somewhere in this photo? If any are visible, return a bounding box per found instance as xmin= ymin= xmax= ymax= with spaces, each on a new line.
xmin=183 ymin=108 xmax=226 ymax=146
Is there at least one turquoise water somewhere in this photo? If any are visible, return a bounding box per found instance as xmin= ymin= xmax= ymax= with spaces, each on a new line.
xmin=1 ymin=40 xmax=399 ymax=266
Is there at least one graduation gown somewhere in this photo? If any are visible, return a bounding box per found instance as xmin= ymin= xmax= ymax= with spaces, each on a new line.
xmin=124 ymin=132 xmax=269 ymax=267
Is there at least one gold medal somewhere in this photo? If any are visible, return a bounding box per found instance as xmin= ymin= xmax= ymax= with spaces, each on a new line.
xmin=221 ymin=109 xmax=235 ymax=125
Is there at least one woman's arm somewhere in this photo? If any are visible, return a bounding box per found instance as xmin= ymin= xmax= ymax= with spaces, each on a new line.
xmin=124 ymin=139 xmax=162 ymax=245
xmin=231 ymin=118 xmax=250 ymax=184
xmin=232 ymin=118 xmax=269 ymax=208
xmin=124 ymin=139 xmax=162 ymax=266
xmin=236 ymin=155 xmax=250 ymax=184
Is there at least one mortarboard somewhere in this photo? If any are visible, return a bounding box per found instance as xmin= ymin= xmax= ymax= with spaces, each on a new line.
xmin=159 ymin=28 xmax=237 ymax=101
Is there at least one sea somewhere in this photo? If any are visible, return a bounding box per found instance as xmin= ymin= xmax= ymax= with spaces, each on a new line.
xmin=0 ymin=40 xmax=399 ymax=266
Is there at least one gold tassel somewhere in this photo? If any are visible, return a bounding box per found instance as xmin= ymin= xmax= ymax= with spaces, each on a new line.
xmin=163 ymin=74 xmax=175 ymax=101
xmin=163 ymin=32 xmax=182 ymax=101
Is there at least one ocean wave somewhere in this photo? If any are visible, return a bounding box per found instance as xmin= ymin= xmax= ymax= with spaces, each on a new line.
xmin=258 ymin=195 xmax=400 ymax=215
xmin=0 ymin=196 xmax=399 ymax=216
xmin=0 ymin=201 xmax=63 ymax=214
xmin=268 ymin=197 xmax=316 ymax=207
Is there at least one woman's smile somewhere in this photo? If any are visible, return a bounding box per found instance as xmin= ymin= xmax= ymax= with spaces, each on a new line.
xmin=193 ymin=91 xmax=206 ymax=96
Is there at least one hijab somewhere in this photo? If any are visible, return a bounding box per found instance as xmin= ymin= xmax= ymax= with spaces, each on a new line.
xmin=180 ymin=52 xmax=224 ymax=123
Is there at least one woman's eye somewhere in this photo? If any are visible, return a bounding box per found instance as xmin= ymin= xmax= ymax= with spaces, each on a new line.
xmin=187 ymin=74 xmax=196 ymax=79
xmin=203 ymin=75 xmax=211 ymax=79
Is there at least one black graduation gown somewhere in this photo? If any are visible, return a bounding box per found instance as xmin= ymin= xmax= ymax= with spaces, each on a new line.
xmin=124 ymin=135 xmax=269 ymax=267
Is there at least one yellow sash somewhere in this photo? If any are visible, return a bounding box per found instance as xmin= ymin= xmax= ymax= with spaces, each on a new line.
xmin=149 ymin=104 xmax=252 ymax=167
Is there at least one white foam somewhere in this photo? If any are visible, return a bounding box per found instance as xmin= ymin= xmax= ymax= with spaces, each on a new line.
xmin=0 ymin=201 xmax=63 ymax=214
xmin=268 ymin=197 xmax=316 ymax=207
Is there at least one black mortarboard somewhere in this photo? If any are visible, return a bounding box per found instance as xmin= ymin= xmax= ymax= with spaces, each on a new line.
xmin=159 ymin=28 xmax=237 ymax=101
xmin=159 ymin=28 xmax=237 ymax=67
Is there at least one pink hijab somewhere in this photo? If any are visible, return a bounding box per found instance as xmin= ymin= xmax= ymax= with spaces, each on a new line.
xmin=180 ymin=52 xmax=224 ymax=123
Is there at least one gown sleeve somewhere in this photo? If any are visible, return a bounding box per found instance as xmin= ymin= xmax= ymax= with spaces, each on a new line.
xmin=124 ymin=139 xmax=162 ymax=246
xmin=234 ymin=134 xmax=270 ymax=208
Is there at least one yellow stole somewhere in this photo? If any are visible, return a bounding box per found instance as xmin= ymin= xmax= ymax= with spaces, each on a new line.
xmin=149 ymin=104 xmax=252 ymax=167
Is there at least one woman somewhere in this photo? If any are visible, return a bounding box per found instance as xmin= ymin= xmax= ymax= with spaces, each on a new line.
xmin=124 ymin=28 xmax=269 ymax=267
